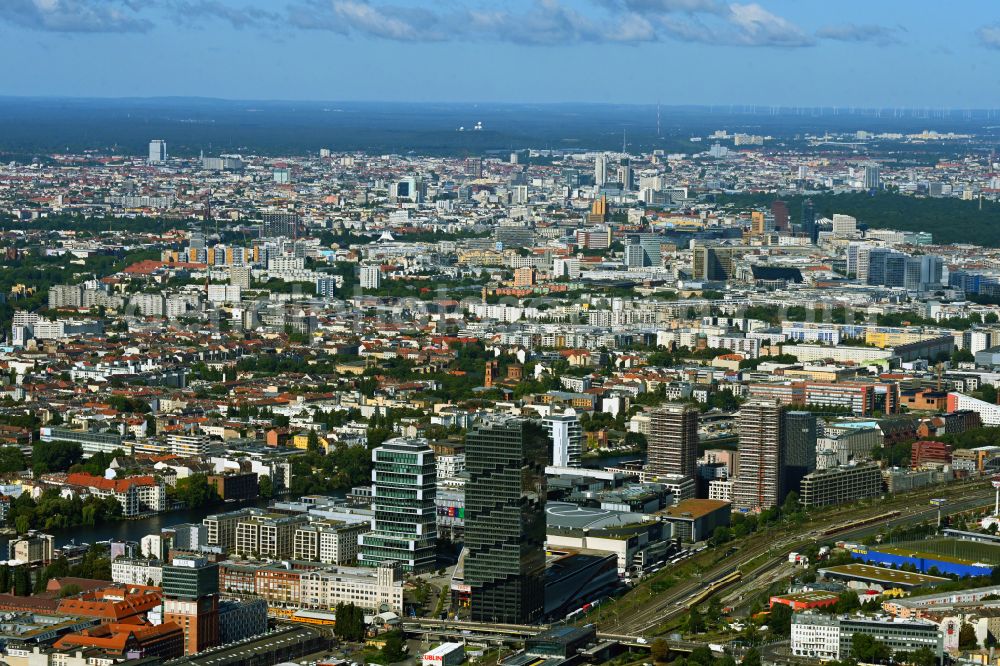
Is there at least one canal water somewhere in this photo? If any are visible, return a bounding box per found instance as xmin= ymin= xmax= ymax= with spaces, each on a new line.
xmin=0 ymin=498 xmax=269 ymax=553
xmin=582 ymin=453 xmax=646 ymax=469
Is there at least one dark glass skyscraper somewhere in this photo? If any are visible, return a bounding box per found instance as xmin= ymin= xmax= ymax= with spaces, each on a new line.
xmin=464 ymin=416 xmax=546 ymax=624
xmin=781 ymin=411 xmax=817 ymax=502
xmin=802 ymin=199 xmax=817 ymax=244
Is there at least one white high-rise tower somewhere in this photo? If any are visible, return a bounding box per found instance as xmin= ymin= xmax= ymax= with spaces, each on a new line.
xmin=148 ymin=140 xmax=167 ymax=164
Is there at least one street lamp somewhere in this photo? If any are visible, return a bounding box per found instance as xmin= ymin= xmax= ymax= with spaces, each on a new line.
xmin=930 ymin=498 xmax=946 ymax=529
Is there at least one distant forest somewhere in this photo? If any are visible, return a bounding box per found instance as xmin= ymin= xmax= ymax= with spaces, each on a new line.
xmin=0 ymin=97 xmax=996 ymax=160
xmin=715 ymin=191 xmax=1000 ymax=246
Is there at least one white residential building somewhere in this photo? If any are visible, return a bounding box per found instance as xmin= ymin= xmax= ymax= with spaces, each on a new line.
xmin=544 ymin=409 xmax=583 ymax=467
xmin=360 ymin=265 xmax=382 ymax=290
xmin=292 ymin=520 xmax=368 ymax=565
xmin=112 ymin=558 xmax=163 ymax=586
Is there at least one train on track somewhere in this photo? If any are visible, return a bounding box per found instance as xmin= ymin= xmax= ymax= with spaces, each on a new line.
xmin=685 ymin=570 xmax=742 ymax=609
xmin=818 ymin=510 xmax=901 ymax=537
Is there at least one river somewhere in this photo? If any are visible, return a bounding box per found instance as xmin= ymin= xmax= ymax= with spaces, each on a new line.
xmin=9 ymin=458 xmax=645 ymax=554
xmin=0 ymin=498 xmax=270 ymax=554
xmin=582 ymin=452 xmax=646 ymax=469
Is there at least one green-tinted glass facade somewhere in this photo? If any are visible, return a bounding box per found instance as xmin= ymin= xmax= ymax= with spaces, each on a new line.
xmin=359 ymin=437 xmax=437 ymax=573
xmin=465 ymin=416 xmax=546 ymax=624
xmin=162 ymin=557 xmax=219 ymax=601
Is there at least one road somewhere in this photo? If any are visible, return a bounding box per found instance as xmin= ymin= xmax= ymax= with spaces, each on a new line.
xmin=401 ymin=618 xmax=704 ymax=653
xmin=599 ymin=479 xmax=996 ymax=635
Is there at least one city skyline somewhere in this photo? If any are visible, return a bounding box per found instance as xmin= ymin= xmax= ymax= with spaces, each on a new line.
xmin=2 ymin=1 xmax=1000 ymax=107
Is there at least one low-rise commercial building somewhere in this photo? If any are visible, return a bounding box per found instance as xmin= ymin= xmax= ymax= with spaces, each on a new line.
xmin=799 ymin=464 xmax=883 ymax=507
xmin=218 ymin=561 xmax=403 ymax=614
xmin=792 ymin=613 xmax=943 ymax=662
xmin=658 ymin=499 xmax=731 ymax=542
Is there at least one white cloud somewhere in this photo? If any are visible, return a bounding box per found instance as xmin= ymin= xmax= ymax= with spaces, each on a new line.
xmin=331 ymin=0 xmax=440 ymax=41
xmin=816 ymin=22 xmax=902 ymax=46
xmin=978 ymin=24 xmax=1000 ymax=49
xmin=170 ymin=1 xmax=280 ymax=29
xmin=0 ymin=0 xmax=152 ymax=33
xmin=726 ymin=3 xmax=814 ymax=47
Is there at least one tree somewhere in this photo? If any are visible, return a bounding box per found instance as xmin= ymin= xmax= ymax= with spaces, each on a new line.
xmin=910 ymin=646 xmax=938 ymax=666
xmin=14 ymin=515 xmax=29 ymax=534
xmin=851 ymin=633 xmax=891 ymax=664
xmin=685 ymin=607 xmax=705 ymax=634
xmin=688 ymin=646 xmax=713 ymax=666
xmin=380 ymin=630 xmax=407 ymax=663
xmin=623 ymin=431 xmax=647 ymax=449
xmin=0 ymin=564 xmax=10 ymax=593
xmin=835 ymin=589 xmax=861 ymax=613
xmin=59 ymin=583 xmax=82 ymax=598
xmin=960 ymin=623 xmax=979 ymax=650
xmin=781 ymin=491 xmax=801 ymax=516
xmin=707 ymin=597 xmax=722 ymax=624
xmin=333 ymin=602 xmax=366 ymax=642
xmin=651 ymin=638 xmax=671 ymax=664
xmin=742 ymin=647 xmax=762 ymax=666
xmin=0 ymin=447 xmax=26 ymax=474
xmin=13 ymin=566 xmax=30 ymax=596
xmin=307 ymin=430 xmax=322 ymax=452
xmin=258 ymin=475 xmax=273 ymax=499
xmin=768 ymin=602 xmax=793 ymax=637
xmin=711 ymin=526 xmax=733 ymax=545
xmin=31 ymin=440 xmax=83 ymax=474
xmin=171 ymin=474 xmax=221 ymax=509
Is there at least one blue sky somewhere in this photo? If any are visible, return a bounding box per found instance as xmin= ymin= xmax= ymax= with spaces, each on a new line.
xmin=1 ymin=0 xmax=998 ymax=107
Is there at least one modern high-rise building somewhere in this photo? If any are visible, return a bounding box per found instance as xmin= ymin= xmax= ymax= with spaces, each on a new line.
xmin=847 ymin=242 xmax=872 ymax=281
xmin=802 ymin=199 xmax=817 ymax=244
xmin=544 ymin=408 xmax=582 ymax=467
xmin=647 ymin=403 xmax=699 ymax=483
xmin=771 ymin=200 xmax=789 ymax=231
xmin=594 ymin=154 xmax=607 ymax=186
xmin=831 ymin=214 xmax=858 ymax=237
xmin=464 ymin=416 xmax=546 ymax=624
xmin=465 ymin=157 xmax=483 ymax=179
xmin=691 ymin=244 xmax=749 ymax=281
xmin=864 ymin=163 xmax=881 ymax=190
xmin=624 ymin=233 xmax=663 ymax=268
xmin=259 ymin=212 xmax=299 ymax=238
xmin=391 ymin=176 xmax=424 ymax=203
xmin=148 ymin=140 xmax=167 ymax=164
xmin=751 ymin=211 xmax=773 ymax=235
xmin=587 ymin=196 xmax=610 ymax=224
xmin=617 ymin=157 xmax=634 ymax=191
xmin=358 ymin=437 xmax=437 ymax=573
xmin=360 ymin=265 xmax=382 ymax=290
xmin=732 ymin=399 xmax=785 ymax=512
xmin=230 ymin=266 xmax=252 ymax=289
xmin=781 ymin=411 xmax=817 ymax=502
xmin=919 ymin=255 xmax=944 ymax=289
xmin=624 ymin=243 xmax=646 ymax=268
xmin=161 ymin=557 xmax=219 ymax=655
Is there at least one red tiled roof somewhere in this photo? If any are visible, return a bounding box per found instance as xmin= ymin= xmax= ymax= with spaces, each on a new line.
xmin=66 ymin=473 xmax=157 ymax=493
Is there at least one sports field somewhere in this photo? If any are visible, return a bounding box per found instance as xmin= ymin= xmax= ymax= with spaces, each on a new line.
xmin=892 ymin=538 xmax=1000 ymax=565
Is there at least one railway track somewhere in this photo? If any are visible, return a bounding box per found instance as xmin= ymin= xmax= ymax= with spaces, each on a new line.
xmin=600 ymin=482 xmax=996 ymax=635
